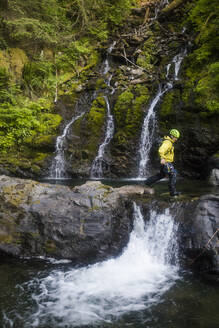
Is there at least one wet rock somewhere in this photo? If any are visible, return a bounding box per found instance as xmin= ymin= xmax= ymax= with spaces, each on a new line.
xmin=181 ymin=194 xmax=219 ymax=272
xmin=130 ymin=68 xmax=144 ymax=76
xmin=209 ymin=169 xmax=219 ymax=186
xmin=130 ymin=78 xmax=148 ymax=85
xmin=0 ymin=176 xmax=152 ymax=263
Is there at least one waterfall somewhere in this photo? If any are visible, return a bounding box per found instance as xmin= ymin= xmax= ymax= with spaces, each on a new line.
xmin=49 ymin=92 xmax=95 ymax=179
xmin=90 ymin=42 xmax=116 ymax=178
xmin=137 ymin=49 xmax=186 ymax=178
xmin=49 ymin=112 xmax=85 ymax=179
xmin=25 ymin=203 xmax=179 ymax=327
xmin=90 ymin=95 xmax=114 ymax=178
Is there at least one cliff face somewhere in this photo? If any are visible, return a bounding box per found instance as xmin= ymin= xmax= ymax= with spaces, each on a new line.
xmin=0 ymin=0 xmax=218 ymax=180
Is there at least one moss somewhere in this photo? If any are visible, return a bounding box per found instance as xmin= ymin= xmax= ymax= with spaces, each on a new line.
xmin=9 ymin=48 xmax=28 ymax=79
xmin=45 ymin=240 xmax=57 ymax=254
xmin=26 ymin=135 xmax=55 ymax=149
xmin=0 ymin=234 xmax=13 ymax=243
xmin=113 ymin=86 xmax=149 ymax=149
xmin=87 ymin=96 xmax=106 ymax=136
xmin=0 ymin=50 xmax=10 ymax=71
xmin=136 ymin=36 xmax=156 ymax=72
xmin=0 ymin=48 xmax=28 ymax=80
xmin=71 ymin=95 xmax=106 ymax=161
xmin=0 ymin=233 xmax=21 ymax=244
xmin=160 ymin=91 xmax=175 ymax=117
xmin=114 ymin=90 xmax=134 ymax=127
xmin=2 ymin=181 xmax=37 ymax=206
xmin=95 ymin=78 xmax=107 ymax=90
xmin=182 ymin=59 xmax=219 ymax=116
xmin=32 ymin=152 xmax=49 ymax=163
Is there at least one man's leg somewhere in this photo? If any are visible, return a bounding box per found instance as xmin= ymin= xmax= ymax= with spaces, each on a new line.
xmin=145 ymin=165 xmax=166 ymax=186
xmin=167 ymin=164 xmax=178 ymax=196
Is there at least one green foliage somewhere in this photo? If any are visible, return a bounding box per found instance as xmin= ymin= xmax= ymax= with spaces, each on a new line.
xmin=182 ymin=0 xmax=219 ymax=115
xmin=194 ymin=62 xmax=219 ymax=114
xmin=114 ymin=90 xmax=134 ymax=128
xmin=61 ymin=0 xmax=138 ymax=40
xmin=113 ymin=86 xmax=149 ymax=146
xmin=189 ymin=0 xmax=219 ymax=63
xmin=4 ymin=18 xmax=57 ymax=46
xmin=136 ymin=36 xmax=156 ymax=72
xmin=56 ymin=39 xmax=93 ymax=73
xmin=87 ymin=96 xmax=106 ymax=136
xmin=0 ymin=67 xmax=10 ymax=102
xmin=72 ymin=96 xmax=106 ymax=158
xmin=160 ymin=91 xmax=175 ymax=117
xmin=22 ymin=60 xmax=55 ymax=93
xmin=0 ymin=100 xmax=62 ymax=152
xmin=0 ymin=68 xmax=21 ymax=104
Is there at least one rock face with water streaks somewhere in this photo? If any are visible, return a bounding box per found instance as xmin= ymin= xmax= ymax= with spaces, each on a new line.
xmin=0 ymin=175 xmax=153 ymax=262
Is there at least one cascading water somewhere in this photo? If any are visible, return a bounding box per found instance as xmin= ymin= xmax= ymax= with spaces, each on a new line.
xmin=19 ymin=203 xmax=179 ymax=328
xmin=90 ymin=95 xmax=114 ymax=178
xmin=90 ymin=42 xmax=116 ymax=178
xmin=49 ymin=111 xmax=85 ymax=179
xmin=49 ymin=92 xmax=95 ymax=179
xmin=138 ymin=49 xmax=187 ymax=179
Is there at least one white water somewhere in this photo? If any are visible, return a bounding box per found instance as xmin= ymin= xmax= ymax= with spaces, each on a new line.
xmin=27 ymin=204 xmax=179 ymax=327
xmin=90 ymin=95 xmax=115 ymax=178
xmin=90 ymin=43 xmax=116 ymax=178
xmin=138 ymin=49 xmax=186 ymax=178
xmin=50 ymin=112 xmax=85 ymax=179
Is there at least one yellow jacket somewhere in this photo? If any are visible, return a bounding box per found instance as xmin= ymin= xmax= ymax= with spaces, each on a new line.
xmin=158 ymin=136 xmax=175 ymax=162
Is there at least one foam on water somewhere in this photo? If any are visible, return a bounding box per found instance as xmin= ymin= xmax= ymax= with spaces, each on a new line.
xmin=25 ymin=203 xmax=179 ymax=327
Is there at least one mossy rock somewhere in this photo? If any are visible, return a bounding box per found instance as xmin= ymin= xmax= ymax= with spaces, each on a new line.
xmin=86 ymin=96 xmax=106 ymax=136
xmin=69 ymin=95 xmax=107 ymax=162
xmin=113 ymin=86 xmax=149 ymax=147
xmin=0 ymin=48 xmax=28 ymax=80
xmin=28 ymin=135 xmax=56 ymax=150
xmin=45 ymin=240 xmax=57 ymax=254
xmin=160 ymin=90 xmax=181 ymax=118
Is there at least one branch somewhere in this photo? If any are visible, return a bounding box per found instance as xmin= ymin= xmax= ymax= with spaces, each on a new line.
xmin=122 ymin=48 xmax=148 ymax=73
xmin=161 ymin=0 xmax=189 ymax=15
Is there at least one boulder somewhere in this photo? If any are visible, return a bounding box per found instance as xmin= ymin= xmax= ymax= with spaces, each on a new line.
xmin=0 ymin=176 xmax=153 ymax=263
xmin=180 ymin=194 xmax=219 ymax=275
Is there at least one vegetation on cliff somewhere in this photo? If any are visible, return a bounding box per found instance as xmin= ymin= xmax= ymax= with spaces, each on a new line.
xmin=0 ymin=0 xmax=218 ymax=178
xmin=183 ymin=0 xmax=219 ymax=115
xmin=0 ymin=0 xmax=138 ymax=173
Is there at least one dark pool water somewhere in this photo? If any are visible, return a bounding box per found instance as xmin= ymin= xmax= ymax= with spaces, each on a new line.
xmin=0 ymin=258 xmax=219 ymax=328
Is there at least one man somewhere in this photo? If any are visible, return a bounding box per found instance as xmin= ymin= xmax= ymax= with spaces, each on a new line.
xmin=145 ymin=129 xmax=180 ymax=196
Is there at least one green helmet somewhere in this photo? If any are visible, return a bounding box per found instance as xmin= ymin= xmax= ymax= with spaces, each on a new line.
xmin=170 ymin=129 xmax=180 ymax=138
